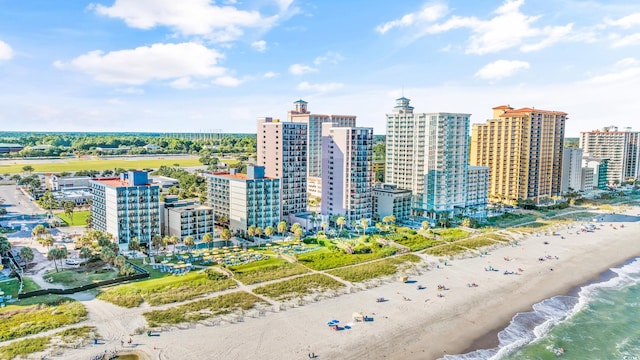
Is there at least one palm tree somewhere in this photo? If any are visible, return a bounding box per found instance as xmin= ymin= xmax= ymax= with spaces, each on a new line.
xmin=310 ymin=211 xmax=319 ymax=231
xmin=113 ymin=255 xmax=126 ymax=269
xmin=39 ymin=191 xmax=58 ymax=216
xmin=254 ymin=227 xmax=263 ymax=244
xmin=277 ymin=221 xmax=288 ymax=240
xmin=264 ymin=226 xmax=275 ymax=239
xmin=63 ymin=201 xmax=75 ymax=224
xmin=350 ymin=220 xmax=358 ymax=233
xmin=38 ymin=235 xmax=55 ymax=249
xmin=100 ymin=247 xmax=116 ymax=267
xmin=202 ymin=233 xmax=213 ymax=249
xmin=290 ymin=223 xmax=302 ymax=240
xmin=79 ymin=246 xmax=93 ymax=262
xmin=220 ymin=228 xmax=232 ymax=245
xmin=421 ymin=220 xmax=430 ymax=231
xmin=320 ymin=221 xmax=329 ymax=233
xmin=247 ymin=225 xmax=256 ymax=242
xmin=19 ymin=246 xmax=34 ymax=268
xmin=294 ymin=227 xmax=304 ymax=241
xmin=360 ymin=218 xmax=369 ymax=235
xmin=31 ymin=224 xmax=49 ymax=243
xmin=336 ymin=216 xmax=346 ymax=234
xmin=0 ymin=236 xmax=10 ymax=258
xmin=168 ymin=235 xmax=179 ymax=254
xmin=151 ymin=234 xmax=163 ymax=255
xmin=47 ymin=248 xmax=60 ymax=272
xmin=184 ymin=236 xmax=195 ymax=251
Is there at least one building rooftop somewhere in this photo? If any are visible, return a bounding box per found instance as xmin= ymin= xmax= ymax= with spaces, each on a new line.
xmin=209 ymin=172 xmax=276 ymax=181
xmin=92 ymin=178 xmax=154 ymax=187
xmin=500 ymin=107 xmax=568 ymax=116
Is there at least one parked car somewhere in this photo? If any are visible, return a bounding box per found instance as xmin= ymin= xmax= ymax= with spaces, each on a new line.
xmin=65 ymin=258 xmax=79 ymax=265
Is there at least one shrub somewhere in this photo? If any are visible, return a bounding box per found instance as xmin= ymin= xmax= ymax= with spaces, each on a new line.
xmin=253 ymin=274 xmax=344 ymax=301
xmin=328 ymin=254 xmax=421 ymax=282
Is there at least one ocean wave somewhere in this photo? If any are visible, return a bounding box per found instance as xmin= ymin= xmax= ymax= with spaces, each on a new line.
xmin=442 ymin=257 xmax=640 ymax=360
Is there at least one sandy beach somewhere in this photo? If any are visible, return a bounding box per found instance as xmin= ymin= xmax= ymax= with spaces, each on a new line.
xmin=41 ymin=205 xmax=640 ymax=360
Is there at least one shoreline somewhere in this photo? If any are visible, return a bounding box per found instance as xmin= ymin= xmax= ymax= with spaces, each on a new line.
xmin=48 ymin=206 xmax=640 ymax=360
xmin=456 ymin=255 xmax=639 ymax=358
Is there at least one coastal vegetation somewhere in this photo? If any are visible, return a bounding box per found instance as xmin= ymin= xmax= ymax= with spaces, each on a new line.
xmin=143 ymin=291 xmax=265 ymax=327
xmin=229 ymin=258 xmax=309 ymax=285
xmin=0 ymin=298 xmax=86 ymax=341
xmin=296 ymin=243 xmax=398 ymax=271
xmin=327 ymin=254 xmax=422 ymax=283
xmin=97 ymin=269 xmax=237 ymax=308
xmin=253 ymin=274 xmax=345 ymax=301
xmin=0 ymin=326 xmax=97 ymax=360
xmin=54 ymin=210 xmax=91 ymax=226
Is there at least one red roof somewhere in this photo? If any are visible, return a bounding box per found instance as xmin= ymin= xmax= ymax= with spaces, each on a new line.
xmin=93 ymin=177 xmax=152 ymax=187
xmin=492 ymin=105 xmax=512 ymax=110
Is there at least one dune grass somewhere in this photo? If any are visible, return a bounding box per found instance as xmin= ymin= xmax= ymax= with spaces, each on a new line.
xmin=455 ymin=237 xmax=497 ymax=250
xmin=97 ymin=269 xmax=237 ymax=308
xmin=431 ymin=228 xmax=470 ymax=242
xmin=253 ymin=273 xmax=345 ymax=301
xmin=0 ymin=298 xmax=86 ymax=341
xmin=296 ymin=245 xmax=397 ymax=271
xmin=229 ymin=258 xmax=309 ymax=285
xmin=423 ymin=243 xmax=467 ymax=257
xmin=327 ymin=254 xmax=422 ymax=283
xmin=0 ymin=326 xmax=96 ymax=360
xmin=143 ymin=291 xmax=265 ymax=327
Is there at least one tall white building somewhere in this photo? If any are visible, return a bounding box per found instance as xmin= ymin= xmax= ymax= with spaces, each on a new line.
xmin=466 ymin=166 xmax=489 ymax=218
xmin=321 ymin=125 xmax=373 ymax=223
xmin=90 ymin=171 xmax=160 ymax=248
xmin=561 ymin=148 xmax=584 ymax=192
xmin=385 ymin=97 xmax=470 ymax=215
xmin=256 ymin=117 xmax=307 ymax=216
xmin=580 ymin=126 xmax=640 ymax=185
xmin=288 ymin=99 xmax=356 ymax=198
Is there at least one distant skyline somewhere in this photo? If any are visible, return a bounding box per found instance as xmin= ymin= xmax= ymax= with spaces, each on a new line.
xmin=1 ymin=0 xmax=639 ymax=136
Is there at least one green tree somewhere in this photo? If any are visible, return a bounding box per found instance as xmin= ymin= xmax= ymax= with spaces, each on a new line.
xmin=113 ymin=255 xmax=126 ymax=269
xmin=247 ymin=225 xmax=256 ymax=242
xmin=151 ymin=234 xmax=163 ymax=255
xmin=63 ymin=201 xmax=75 ymax=224
xmin=168 ymin=235 xmax=179 ymax=254
xmin=254 ymin=227 xmax=263 ymax=243
xmin=31 ymin=224 xmax=49 ymax=241
xmin=202 ymin=233 xmax=213 ymax=249
xmin=184 ymin=236 xmax=195 ymax=251
xmin=360 ymin=218 xmax=369 ymax=235
xmin=294 ymin=227 xmax=304 ymax=241
xmin=22 ymin=165 xmax=35 ymax=174
xmin=421 ymin=220 xmax=430 ymax=231
xmin=220 ymin=228 xmax=232 ymax=244
xmin=128 ymin=238 xmax=140 ymax=252
xmin=39 ymin=191 xmax=58 ymax=215
xmin=277 ymin=221 xmax=288 ymax=240
xmin=100 ymin=247 xmax=116 ymax=267
xmin=0 ymin=236 xmax=11 ymax=257
xmin=79 ymin=246 xmax=93 ymax=261
xmin=47 ymin=248 xmax=60 ymax=272
xmin=336 ymin=216 xmax=346 ymax=234
xmin=264 ymin=226 xmax=275 ymax=239
xmin=19 ymin=246 xmax=34 ymax=267
xmin=38 ymin=235 xmax=55 ymax=249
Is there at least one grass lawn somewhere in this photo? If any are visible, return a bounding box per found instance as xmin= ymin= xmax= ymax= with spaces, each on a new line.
xmin=45 ymin=268 xmax=118 ymax=288
xmin=252 ymin=273 xmax=345 ymax=301
xmin=327 ymin=254 xmax=422 ymax=283
xmin=54 ymin=210 xmax=90 ymax=226
xmin=386 ymin=233 xmax=443 ymax=251
xmin=0 ymin=277 xmax=40 ymax=299
xmin=220 ymin=159 xmax=241 ymax=168
xmin=229 ymin=257 xmax=309 ymax=285
xmin=143 ymin=291 xmax=265 ymax=327
xmin=0 ymin=157 xmax=201 ymax=174
xmin=97 ymin=269 xmax=237 ymax=308
xmin=0 ymin=298 xmax=86 ymax=341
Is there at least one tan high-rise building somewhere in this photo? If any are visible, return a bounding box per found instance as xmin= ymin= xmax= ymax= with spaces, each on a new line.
xmin=288 ymin=99 xmax=356 ymax=197
xmin=470 ymin=105 xmax=566 ymax=205
xmin=256 ymin=117 xmax=307 ymax=216
xmin=579 ymin=126 xmax=640 ymax=185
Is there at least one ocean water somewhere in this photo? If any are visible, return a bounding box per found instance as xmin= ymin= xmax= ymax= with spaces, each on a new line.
xmin=444 ymin=257 xmax=640 ymax=360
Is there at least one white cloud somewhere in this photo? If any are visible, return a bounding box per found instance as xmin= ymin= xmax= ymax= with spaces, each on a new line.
xmin=213 ymin=75 xmax=243 ymax=87
xmin=107 ymin=98 xmax=126 ymax=105
xmin=376 ymin=3 xmax=448 ymax=34
xmin=263 ymin=71 xmax=278 ymax=78
xmin=171 ymin=76 xmax=202 ymax=89
xmin=615 ymin=57 xmax=638 ymax=68
xmin=313 ymin=51 xmax=344 ymax=66
xmin=610 ymin=32 xmax=640 ymax=47
xmin=383 ymin=0 xmax=578 ymax=54
xmin=296 ymin=81 xmax=343 ymax=92
xmin=289 ymin=63 xmax=317 ymax=75
xmin=585 ymin=66 xmax=640 ymax=85
xmin=0 ymin=40 xmax=13 ymax=61
xmin=475 ymin=60 xmax=530 ymax=80
xmin=117 ymin=87 xmax=145 ymax=94
xmin=605 ymin=13 xmax=640 ymax=29
xmin=58 ymin=42 xmax=227 ymax=85
xmin=251 ymin=40 xmax=267 ymax=52
xmin=90 ymin=0 xmax=290 ymax=43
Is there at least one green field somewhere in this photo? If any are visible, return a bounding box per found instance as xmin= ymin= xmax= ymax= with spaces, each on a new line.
xmin=0 ymin=157 xmax=202 ymax=174
xmin=55 ymin=210 xmax=90 ymax=226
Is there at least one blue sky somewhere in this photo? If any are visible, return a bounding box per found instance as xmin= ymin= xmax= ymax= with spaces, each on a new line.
xmin=1 ymin=0 xmax=639 ymax=136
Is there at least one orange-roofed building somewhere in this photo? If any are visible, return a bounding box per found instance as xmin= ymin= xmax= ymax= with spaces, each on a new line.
xmin=470 ymin=105 xmax=567 ymax=205
xmin=90 ymin=171 xmax=160 ymax=248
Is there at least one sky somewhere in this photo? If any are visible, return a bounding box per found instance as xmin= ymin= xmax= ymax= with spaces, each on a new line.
xmin=1 ymin=0 xmax=639 ymax=137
